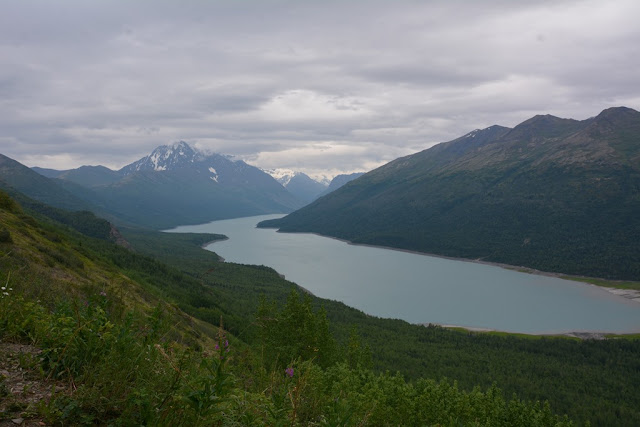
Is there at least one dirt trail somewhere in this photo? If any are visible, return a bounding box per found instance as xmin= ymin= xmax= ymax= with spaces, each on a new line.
xmin=0 ymin=342 xmax=65 ymax=426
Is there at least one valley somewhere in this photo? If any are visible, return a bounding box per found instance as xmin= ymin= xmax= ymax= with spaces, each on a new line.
xmin=1 ymin=107 xmax=640 ymax=425
xmin=3 ymin=2 xmax=640 ymax=424
xmin=171 ymin=214 xmax=640 ymax=335
xmin=260 ymin=107 xmax=640 ymax=281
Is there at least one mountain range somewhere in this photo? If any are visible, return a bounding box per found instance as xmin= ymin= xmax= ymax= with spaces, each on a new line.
xmin=259 ymin=106 xmax=640 ymax=280
xmin=265 ymin=169 xmax=365 ymax=203
xmin=2 ymin=107 xmax=640 ymax=425
xmin=317 ymin=172 xmax=365 ymax=198
xmin=3 ymin=141 xmax=366 ymax=229
xmin=4 ymin=107 xmax=639 ymax=278
xmin=266 ymin=170 xmax=329 ymax=203
xmin=3 ymin=142 xmax=304 ymax=229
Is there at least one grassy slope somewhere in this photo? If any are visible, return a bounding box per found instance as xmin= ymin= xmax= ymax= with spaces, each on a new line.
xmin=0 ymin=195 xmax=222 ymax=351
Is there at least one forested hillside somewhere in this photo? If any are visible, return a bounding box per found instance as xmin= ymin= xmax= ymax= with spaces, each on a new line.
xmin=1 ymin=190 xmax=640 ymax=424
xmin=260 ymin=107 xmax=640 ymax=280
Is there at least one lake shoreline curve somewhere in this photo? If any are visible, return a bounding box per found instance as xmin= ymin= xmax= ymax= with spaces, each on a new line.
xmin=257 ymin=225 xmax=640 ymax=304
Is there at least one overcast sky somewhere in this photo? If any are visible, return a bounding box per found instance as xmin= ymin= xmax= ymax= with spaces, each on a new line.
xmin=2 ymin=0 xmax=639 ymax=180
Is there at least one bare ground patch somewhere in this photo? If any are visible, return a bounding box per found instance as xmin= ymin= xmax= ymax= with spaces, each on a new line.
xmin=0 ymin=342 xmax=68 ymax=426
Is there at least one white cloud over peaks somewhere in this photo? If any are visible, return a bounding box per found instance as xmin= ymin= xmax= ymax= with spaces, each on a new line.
xmin=0 ymin=0 xmax=639 ymax=176
xmin=256 ymin=90 xmax=370 ymax=122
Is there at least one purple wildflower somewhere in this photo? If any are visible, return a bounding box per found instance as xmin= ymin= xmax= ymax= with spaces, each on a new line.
xmin=285 ymin=367 xmax=294 ymax=378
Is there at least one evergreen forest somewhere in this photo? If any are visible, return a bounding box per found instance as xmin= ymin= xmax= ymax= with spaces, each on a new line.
xmin=1 ymin=190 xmax=640 ymax=425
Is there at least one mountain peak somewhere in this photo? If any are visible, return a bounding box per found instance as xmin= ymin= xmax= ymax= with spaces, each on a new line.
xmin=263 ymin=168 xmax=298 ymax=186
xmin=594 ymin=106 xmax=639 ymax=123
xmin=460 ymin=125 xmax=510 ymax=141
xmin=515 ymin=114 xmax=567 ymax=128
xmin=171 ymin=140 xmax=192 ymax=150
xmin=120 ymin=141 xmax=204 ymax=174
xmin=506 ymin=114 xmax=582 ymax=141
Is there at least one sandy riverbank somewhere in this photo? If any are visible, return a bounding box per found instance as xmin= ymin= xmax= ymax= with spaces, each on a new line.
xmin=423 ymin=323 xmax=634 ymax=340
xmin=603 ymin=287 xmax=640 ymax=303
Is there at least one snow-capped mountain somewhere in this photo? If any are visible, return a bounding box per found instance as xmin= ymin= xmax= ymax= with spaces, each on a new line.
xmin=264 ymin=168 xmax=332 ymax=187
xmin=35 ymin=142 xmax=304 ymax=229
xmin=120 ymin=141 xmax=205 ymax=175
xmin=284 ymin=173 xmax=328 ymax=203
xmin=263 ymin=169 xmax=329 ymax=203
xmin=263 ymin=168 xmax=297 ymax=186
xmin=118 ymin=142 xmax=280 ymax=188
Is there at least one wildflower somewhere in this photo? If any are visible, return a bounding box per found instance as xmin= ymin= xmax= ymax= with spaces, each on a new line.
xmin=285 ymin=367 xmax=294 ymax=378
xmin=99 ymin=290 xmax=107 ymax=297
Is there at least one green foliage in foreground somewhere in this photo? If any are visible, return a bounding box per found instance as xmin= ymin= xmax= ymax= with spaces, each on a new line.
xmin=0 ymin=287 xmax=572 ymax=426
xmin=119 ymin=229 xmax=640 ymax=426
xmin=3 ymin=189 xmax=640 ymax=424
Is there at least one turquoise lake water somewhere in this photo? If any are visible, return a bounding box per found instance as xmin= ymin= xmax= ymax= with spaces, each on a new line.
xmin=169 ymin=214 xmax=640 ymax=334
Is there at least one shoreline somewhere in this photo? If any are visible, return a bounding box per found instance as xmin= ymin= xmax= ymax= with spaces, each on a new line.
xmin=201 ymin=236 xmax=228 ymax=261
xmin=201 ymin=235 xmax=315 ymax=296
xmin=425 ymin=322 xmax=640 ymax=339
xmin=260 ymin=226 xmax=640 ymax=304
xmin=198 ymin=220 xmax=640 ymax=337
xmin=200 ymin=236 xmax=229 ymax=249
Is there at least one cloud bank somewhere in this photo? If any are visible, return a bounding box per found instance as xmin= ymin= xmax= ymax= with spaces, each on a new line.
xmin=2 ymin=0 xmax=639 ymax=179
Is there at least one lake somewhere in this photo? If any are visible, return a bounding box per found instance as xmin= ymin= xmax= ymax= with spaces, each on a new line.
xmin=169 ymin=214 xmax=640 ymax=334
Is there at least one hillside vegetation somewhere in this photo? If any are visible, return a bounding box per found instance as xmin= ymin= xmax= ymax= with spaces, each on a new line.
xmin=260 ymin=107 xmax=640 ymax=280
xmin=2 ymin=190 xmax=640 ymax=424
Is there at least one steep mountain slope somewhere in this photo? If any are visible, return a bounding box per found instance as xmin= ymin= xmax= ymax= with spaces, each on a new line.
xmin=31 ymin=166 xmax=66 ymax=178
xmin=119 ymin=140 xmax=204 ymax=175
xmin=0 ymin=190 xmax=221 ymax=348
xmin=0 ymin=154 xmax=95 ymax=212
xmin=32 ymin=165 xmax=122 ymax=187
xmin=27 ymin=142 xmax=304 ymax=229
xmin=58 ymin=165 xmax=123 ymax=187
xmin=260 ymin=107 xmax=640 ymax=280
xmin=283 ymin=172 xmax=328 ymax=202
xmin=264 ymin=168 xmax=329 ymax=203
xmin=317 ymin=172 xmax=365 ymax=198
xmin=92 ymin=142 xmax=303 ymax=228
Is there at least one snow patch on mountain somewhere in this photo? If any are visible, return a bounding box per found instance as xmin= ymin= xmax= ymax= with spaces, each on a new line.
xmin=208 ymin=167 xmax=219 ymax=183
xmin=263 ymin=168 xmax=297 ymax=186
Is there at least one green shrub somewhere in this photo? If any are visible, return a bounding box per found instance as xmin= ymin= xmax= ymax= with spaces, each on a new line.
xmin=0 ymin=228 xmax=11 ymax=243
xmin=0 ymin=190 xmax=19 ymax=212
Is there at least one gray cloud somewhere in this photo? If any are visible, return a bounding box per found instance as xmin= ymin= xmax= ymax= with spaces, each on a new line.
xmin=1 ymin=0 xmax=639 ymax=180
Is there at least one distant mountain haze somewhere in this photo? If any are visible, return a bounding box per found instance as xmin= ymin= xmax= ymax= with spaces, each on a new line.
xmin=3 ymin=142 xmax=305 ymax=229
xmin=259 ymin=107 xmax=640 ymax=280
xmin=279 ymin=172 xmax=328 ymax=203
xmin=317 ymin=173 xmax=365 ymax=199
xmin=0 ymin=153 xmax=97 ymax=212
xmin=262 ymin=169 xmax=366 ymax=204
